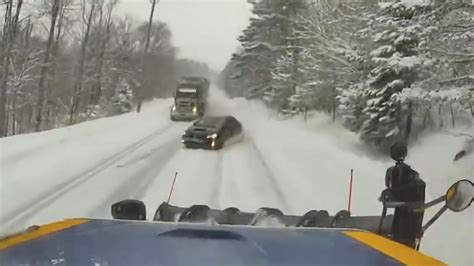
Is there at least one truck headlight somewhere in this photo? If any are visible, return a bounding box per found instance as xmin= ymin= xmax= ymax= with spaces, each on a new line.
xmin=172 ymin=106 xmax=176 ymax=111
xmin=207 ymin=133 xmax=218 ymax=139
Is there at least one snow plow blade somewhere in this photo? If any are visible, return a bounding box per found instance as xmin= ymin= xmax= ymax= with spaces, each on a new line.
xmin=153 ymin=202 xmax=394 ymax=234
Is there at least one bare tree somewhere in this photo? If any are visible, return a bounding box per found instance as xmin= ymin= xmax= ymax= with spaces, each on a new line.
xmin=0 ymin=0 xmax=181 ymax=136
xmin=69 ymin=0 xmax=96 ymax=124
xmin=90 ymin=0 xmax=119 ymax=105
xmin=34 ymin=0 xmax=61 ymax=132
xmin=1 ymin=0 xmax=23 ymax=137
xmin=8 ymin=18 xmax=38 ymax=135
xmin=136 ymin=0 xmax=159 ymax=113
xmin=44 ymin=0 xmax=73 ymax=129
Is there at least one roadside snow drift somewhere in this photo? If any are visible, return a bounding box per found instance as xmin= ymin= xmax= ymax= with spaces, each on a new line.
xmin=0 ymin=88 xmax=472 ymax=265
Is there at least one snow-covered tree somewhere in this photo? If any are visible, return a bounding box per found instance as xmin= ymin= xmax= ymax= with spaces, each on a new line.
xmin=231 ymin=0 xmax=278 ymax=99
xmin=230 ymin=0 xmax=307 ymax=103
xmin=357 ymin=3 xmax=432 ymax=148
xmin=382 ymin=2 xmax=474 ymax=133
xmin=218 ymin=54 xmax=243 ymax=98
xmin=265 ymin=0 xmax=307 ymax=110
xmin=337 ymin=84 xmax=366 ymax=132
xmin=292 ymin=0 xmax=378 ymax=116
xmin=266 ymin=51 xmax=298 ymax=109
xmin=219 ymin=0 xmax=472 ymax=150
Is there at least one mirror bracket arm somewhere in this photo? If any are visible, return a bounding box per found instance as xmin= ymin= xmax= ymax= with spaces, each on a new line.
xmin=422 ymin=204 xmax=448 ymax=232
xmin=423 ymin=196 xmax=446 ymax=210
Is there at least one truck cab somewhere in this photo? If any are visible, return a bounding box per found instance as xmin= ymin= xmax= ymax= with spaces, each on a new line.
xmin=170 ymin=77 xmax=209 ymax=121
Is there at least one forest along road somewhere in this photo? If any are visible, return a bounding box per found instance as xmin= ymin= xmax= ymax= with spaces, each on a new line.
xmin=1 ymin=87 xmax=473 ymax=265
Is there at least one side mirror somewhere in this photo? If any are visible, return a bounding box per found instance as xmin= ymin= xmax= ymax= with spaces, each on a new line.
xmin=112 ymin=199 xmax=147 ymax=220
xmin=390 ymin=142 xmax=407 ymax=162
xmin=446 ymin=180 xmax=473 ymax=212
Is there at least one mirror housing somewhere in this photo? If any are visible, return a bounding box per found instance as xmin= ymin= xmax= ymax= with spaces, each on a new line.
xmin=446 ymin=180 xmax=473 ymax=212
xmin=390 ymin=142 xmax=408 ymax=162
xmin=112 ymin=199 xmax=147 ymax=220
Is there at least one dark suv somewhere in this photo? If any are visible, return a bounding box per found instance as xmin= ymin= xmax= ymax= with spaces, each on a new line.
xmin=181 ymin=116 xmax=242 ymax=150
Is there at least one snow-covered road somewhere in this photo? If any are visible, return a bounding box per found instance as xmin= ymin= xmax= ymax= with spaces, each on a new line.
xmin=1 ymin=87 xmax=473 ymax=265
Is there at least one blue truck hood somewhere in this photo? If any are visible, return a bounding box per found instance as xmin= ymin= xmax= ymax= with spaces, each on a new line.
xmin=0 ymin=219 xmax=444 ymax=266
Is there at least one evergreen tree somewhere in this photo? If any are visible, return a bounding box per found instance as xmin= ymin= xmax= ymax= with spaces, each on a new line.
xmin=231 ymin=0 xmax=306 ymax=103
xmin=293 ymin=0 xmax=377 ymax=114
xmin=337 ymin=84 xmax=366 ymax=132
xmin=266 ymin=51 xmax=297 ymax=109
xmin=219 ymin=0 xmax=472 ymax=150
xmin=231 ymin=0 xmax=280 ymax=99
xmin=359 ymin=3 xmax=427 ymax=148
xmin=265 ymin=0 xmax=307 ymax=110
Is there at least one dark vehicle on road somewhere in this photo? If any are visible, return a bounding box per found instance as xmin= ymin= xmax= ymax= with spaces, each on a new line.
xmin=170 ymin=77 xmax=210 ymax=121
xmin=181 ymin=116 xmax=242 ymax=150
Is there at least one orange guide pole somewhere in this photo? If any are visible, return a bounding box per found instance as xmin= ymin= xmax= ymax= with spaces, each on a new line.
xmin=348 ymin=169 xmax=354 ymax=213
xmin=167 ymin=172 xmax=178 ymax=204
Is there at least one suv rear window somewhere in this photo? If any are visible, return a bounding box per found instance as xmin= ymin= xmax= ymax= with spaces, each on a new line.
xmin=194 ymin=117 xmax=225 ymax=128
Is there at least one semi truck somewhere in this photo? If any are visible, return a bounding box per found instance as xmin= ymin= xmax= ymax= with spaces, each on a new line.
xmin=170 ymin=77 xmax=210 ymax=121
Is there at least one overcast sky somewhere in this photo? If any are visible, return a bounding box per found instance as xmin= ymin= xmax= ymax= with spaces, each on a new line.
xmin=116 ymin=0 xmax=252 ymax=71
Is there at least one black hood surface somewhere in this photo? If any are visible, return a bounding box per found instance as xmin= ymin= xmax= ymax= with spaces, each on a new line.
xmin=184 ymin=126 xmax=218 ymax=138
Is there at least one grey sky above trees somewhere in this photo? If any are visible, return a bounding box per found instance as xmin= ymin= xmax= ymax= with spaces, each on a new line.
xmin=116 ymin=0 xmax=252 ymax=71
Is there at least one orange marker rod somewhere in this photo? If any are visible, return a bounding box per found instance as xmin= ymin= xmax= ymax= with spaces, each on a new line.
xmin=167 ymin=172 xmax=178 ymax=204
xmin=348 ymin=169 xmax=354 ymax=213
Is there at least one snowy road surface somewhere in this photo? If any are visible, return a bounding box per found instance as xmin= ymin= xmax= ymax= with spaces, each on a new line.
xmin=1 ymin=88 xmax=473 ymax=265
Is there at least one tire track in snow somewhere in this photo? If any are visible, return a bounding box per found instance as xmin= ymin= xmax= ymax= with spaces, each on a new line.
xmin=247 ymin=136 xmax=292 ymax=212
xmin=88 ymin=137 xmax=181 ymax=218
xmin=209 ymin=153 xmax=224 ymax=209
xmin=0 ymin=123 xmax=177 ymax=230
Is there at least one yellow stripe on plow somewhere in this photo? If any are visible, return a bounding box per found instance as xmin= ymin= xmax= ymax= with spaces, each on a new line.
xmin=0 ymin=219 xmax=88 ymax=251
xmin=344 ymin=231 xmax=446 ymax=266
